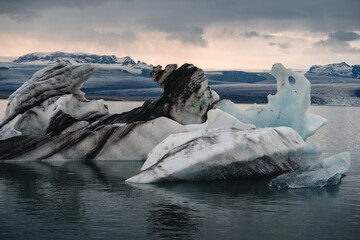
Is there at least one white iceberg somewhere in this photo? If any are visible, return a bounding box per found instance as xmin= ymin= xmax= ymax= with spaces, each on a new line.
xmin=269 ymin=152 xmax=351 ymax=188
xmin=0 ymin=63 xmax=98 ymax=129
xmin=95 ymin=117 xmax=187 ymax=160
xmin=0 ymin=94 xmax=108 ymax=140
xmin=1 ymin=117 xmax=187 ymax=161
xmin=214 ymin=63 xmax=327 ymax=140
xmin=126 ymin=127 xmax=305 ymax=183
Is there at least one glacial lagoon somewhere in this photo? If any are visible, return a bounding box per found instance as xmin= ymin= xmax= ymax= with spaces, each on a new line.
xmin=0 ymin=100 xmax=359 ymax=240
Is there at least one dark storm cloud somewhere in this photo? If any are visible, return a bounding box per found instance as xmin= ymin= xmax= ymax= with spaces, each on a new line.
xmin=314 ymin=31 xmax=360 ymax=53
xmin=0 ymin=0 xmax=359 ymax=46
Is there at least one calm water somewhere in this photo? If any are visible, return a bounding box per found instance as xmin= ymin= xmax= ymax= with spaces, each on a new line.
xmin=0 ymin=101 xmax=359 ymax=240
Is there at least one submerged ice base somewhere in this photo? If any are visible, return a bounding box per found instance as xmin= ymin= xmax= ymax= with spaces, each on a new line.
xmin=269 ymin=152 xmax=351 ymax=189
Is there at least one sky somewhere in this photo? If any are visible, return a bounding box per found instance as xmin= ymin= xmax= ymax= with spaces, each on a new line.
xmin=0 ymin=0 xmax=359 ymax=71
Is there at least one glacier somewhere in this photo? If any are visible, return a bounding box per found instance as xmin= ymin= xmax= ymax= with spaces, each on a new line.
xmin=269 ymin=152 xmax=351 ymax=188
xmin=0 ymin=61 xmax=350 ymax=188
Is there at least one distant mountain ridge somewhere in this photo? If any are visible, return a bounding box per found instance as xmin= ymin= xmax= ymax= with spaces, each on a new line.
xmin=13 ymin=52 xmax=153 ymax=75
xmin=305 ymin=62 xmax=360 ymax=79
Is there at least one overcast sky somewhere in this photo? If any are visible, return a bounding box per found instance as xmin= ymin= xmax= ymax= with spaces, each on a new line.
xmin=0 ymin=0 xmax=359 ymax=70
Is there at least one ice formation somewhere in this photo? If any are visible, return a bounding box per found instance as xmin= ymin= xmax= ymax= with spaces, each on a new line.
xmin=214 ymin=63 xmax=327 ymax=140
xmin=269 ymin=152 xmax=351 ymax=188
xmin=0 ymin=117 xmax=186 ymax=160
xmin=0 ymin=63 xmax=216 ymax=160
xmin=0 ymin=63 xmax=98 ymax=129
xmin=150 ymin=64 xmax=219 ymax=124
xmin=0 ymin=61 xmax=349 ymax=189
xmin=126 ymin=127 xmax=304 ymax=183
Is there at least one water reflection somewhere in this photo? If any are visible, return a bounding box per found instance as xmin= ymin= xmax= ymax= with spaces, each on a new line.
xmin=0 ymin=161 xmax=140 ymax=224
xmin=146 ymin=203 xmax=201 ymax=240
xmin=0 ymin=158 xmax=357 ymax=240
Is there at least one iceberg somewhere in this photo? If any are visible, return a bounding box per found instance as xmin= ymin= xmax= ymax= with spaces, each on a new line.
xmin=0 ymin=117 xmax=187 ymax=160
xmin=1 ymin=61 xmax=344 ymax=189
xmin=0 ymin=63 xmax=218 ymax=160
xmin=0 ymin=63 xmax=99 ymax=129
xmin=213 ymin=63 xmax=327 ymax=140
xmin=269 ymin=152 xmax=351 ymax=188
xmin=126 ymin=127 xmax=305 ymax=183
xmin=150 ymin=64 xmax=219 ymax=124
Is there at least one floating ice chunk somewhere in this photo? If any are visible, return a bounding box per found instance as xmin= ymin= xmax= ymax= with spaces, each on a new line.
xmin=269 ymin=152 xmax=351 ymax=188
xmin=303 ymin=141 xmax=322 ymax=154
xmin=126 ymin=127 xmax=304 ymax=183
xmin=214 ymin=63 xmax=327 ymax=140
xmin=186 ymin=109 xmax=255 ymax=131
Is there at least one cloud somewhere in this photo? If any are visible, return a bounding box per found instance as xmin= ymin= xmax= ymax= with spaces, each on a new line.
xmin=0 ymin=0 xmax=359 ymax=47
xmin=0 ymin=0 xmax=106 ymax=20
xmin=269 ymin=42 xmax=290 ymax=49
xmin=328 ymin=31 xmax=360 ymax=42
xmin=313 ymin=31 xmax=360 ymax=53
xmin=138 ymin=16 xmax=208 ymax=47
xmin=242 ymin=31 xmax=274 ymax=39
xmin=2 ymin=1 xmax=360 ymax=32
xmin=262 ymin=34 xmax=274 ymax=39
xmin=91 ymin=30 xmax=137 ymax=42
xmin=243 ymin=31 xmax=260 ymax=38
xmin=166 ymin=27 xmax=208 ymax=47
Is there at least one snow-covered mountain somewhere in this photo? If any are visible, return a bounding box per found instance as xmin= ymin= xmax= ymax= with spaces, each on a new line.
xmin=12 ymin=52 xmax=153 ymax=75
xmin=305 ymin=62 xmax=360 ymax=79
